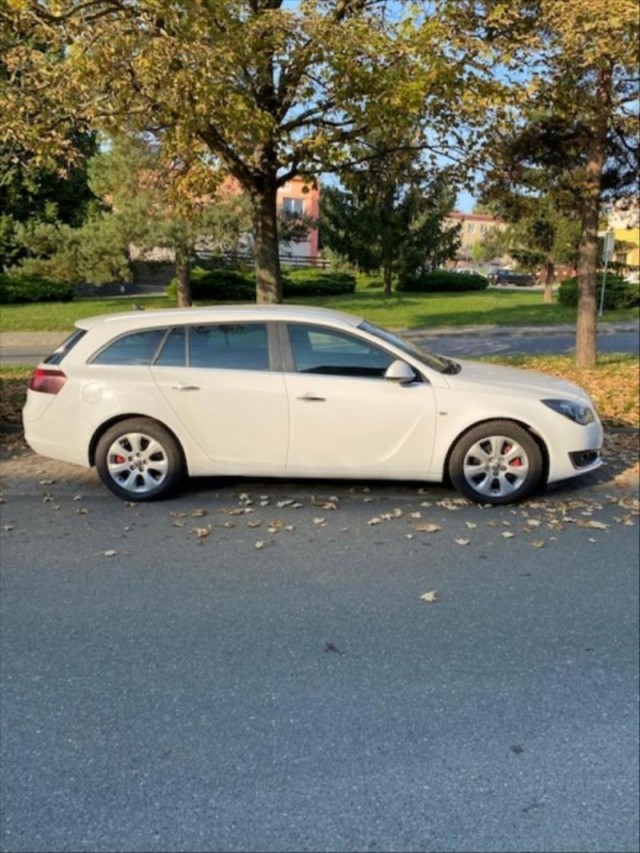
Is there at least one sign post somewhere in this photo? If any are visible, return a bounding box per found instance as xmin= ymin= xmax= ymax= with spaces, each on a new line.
xmin=599 ymin=230 xmax=615 ymax=317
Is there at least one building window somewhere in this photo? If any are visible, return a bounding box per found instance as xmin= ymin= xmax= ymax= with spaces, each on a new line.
xmin=282 ymin=197 xmax=304 ymax=215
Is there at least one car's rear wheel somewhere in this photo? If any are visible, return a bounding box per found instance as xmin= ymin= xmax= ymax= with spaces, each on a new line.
xmin=95 ymin=418 xmax=185 ymax=501
xmin=448 ymin=420 xmax=543 ymax=505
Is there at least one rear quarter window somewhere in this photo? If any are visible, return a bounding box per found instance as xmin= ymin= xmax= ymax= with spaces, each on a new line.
xmin=44 ymin=329 xmax=88 ymax=365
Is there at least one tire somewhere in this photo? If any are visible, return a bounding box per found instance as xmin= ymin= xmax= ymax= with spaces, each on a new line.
xmin=448 ymin=420 xmax=544 ymax=505
xmin=95 ymin=418 xmax=185 ymax=501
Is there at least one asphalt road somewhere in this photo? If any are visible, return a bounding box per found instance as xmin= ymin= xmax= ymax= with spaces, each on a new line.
xmin=1 ymin=456 xmax=638 ymax=852
xmin=411 ymin=329 xmax=640 ymax=358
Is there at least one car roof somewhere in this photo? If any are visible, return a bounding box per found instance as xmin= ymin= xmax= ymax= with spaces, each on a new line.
xmin=75 ymin=303 xmax=365 ymax=333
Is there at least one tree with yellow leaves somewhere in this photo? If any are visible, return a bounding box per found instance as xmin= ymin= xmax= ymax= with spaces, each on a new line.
xmin=1 ymin=1 xmax=486 ymax=303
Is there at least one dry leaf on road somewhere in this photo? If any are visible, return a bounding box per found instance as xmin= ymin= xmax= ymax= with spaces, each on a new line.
xmin=420 ymin=590 xmax=438 ymax=603
xmin=415 ymin=522 xmax=442 ymax=533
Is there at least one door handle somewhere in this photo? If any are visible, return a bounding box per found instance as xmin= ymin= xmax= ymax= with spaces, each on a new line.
xmin=297 ymin=393 xmax=326 ymax=402
xmin=171 ymin=383 xmax=200 ymax=391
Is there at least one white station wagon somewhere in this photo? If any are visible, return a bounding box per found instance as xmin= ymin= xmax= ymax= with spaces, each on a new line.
xmin=23 ymin=304 xmax=603 ymax=504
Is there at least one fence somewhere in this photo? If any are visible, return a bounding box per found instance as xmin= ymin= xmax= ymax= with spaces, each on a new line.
xmin=198 ymin=249 xmax=331 ymax=269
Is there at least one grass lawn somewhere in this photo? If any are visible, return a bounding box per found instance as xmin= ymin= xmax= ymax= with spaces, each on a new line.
xmin=1 ymin=288 xmax=637 ymax=332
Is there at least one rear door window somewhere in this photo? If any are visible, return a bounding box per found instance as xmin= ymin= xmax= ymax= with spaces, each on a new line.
xmin=155 ymin=327 xmax=187 ymax=367
xmin=91 ymin=328 xmax=167 ymax=365
xmin=188 ymin=323 xmax=270 ymax=370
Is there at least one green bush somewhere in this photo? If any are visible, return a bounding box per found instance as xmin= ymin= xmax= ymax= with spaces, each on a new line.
xmin=282 ymin=266 xmax=355 ymax=296
xmin=0 ymin=273 xmax=74 ymax=304
xmin=166 ymin=266 xmax=255 ymax=302
xmin=558 ymin=275 xmax=639 ymax=310
xmin=166 ymin=265 xmax=355 ymax=301
xmin=397 ymin=271 xmax=489 ymax=293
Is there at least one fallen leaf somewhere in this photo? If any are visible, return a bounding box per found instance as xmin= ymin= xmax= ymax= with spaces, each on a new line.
xmin=192 ymin=526 xmax=211 ymax=539
xmin=584 ymin=520 xmax=609 ymax=530
xmin=420 ymin=590 xmax=438 ymax=603
xmin=415 ymin=523 xmax=442 ymax=533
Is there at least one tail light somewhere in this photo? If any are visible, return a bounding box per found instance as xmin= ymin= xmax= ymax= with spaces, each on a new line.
xmin=28 ymin=367 xmax=67 ymax=395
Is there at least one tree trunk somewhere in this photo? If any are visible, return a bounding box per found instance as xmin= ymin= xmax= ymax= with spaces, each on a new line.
xmin=542 ymin=259 xmax=554 ymax=304
xmin=575 ymin=64 xmax=612 ymax=368
xmin=251 ymin=180 xmax=282 ymax=304
xmin=175 ymin=247 xmax=192 ymax=307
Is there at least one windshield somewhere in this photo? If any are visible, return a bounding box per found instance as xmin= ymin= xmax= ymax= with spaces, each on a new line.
xmin=359 ymin=321 xmax=460 ymax=375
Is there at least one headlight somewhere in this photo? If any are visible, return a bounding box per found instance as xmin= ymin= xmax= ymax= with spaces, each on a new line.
xmin=542 ymin=399 xmax=595 ymax=425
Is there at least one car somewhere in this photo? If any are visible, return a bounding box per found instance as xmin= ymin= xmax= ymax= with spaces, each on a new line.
xmin=491 ymin=269 xmax=535 ymax=287
xmin=23 ymin=304 xmax=603 ymax=505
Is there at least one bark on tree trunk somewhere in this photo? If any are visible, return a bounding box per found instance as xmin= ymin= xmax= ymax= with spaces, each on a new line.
xmin=575 ymin=64 xmax=612 ymax=369
xmin=175 ymin=247 xmax=192 ymax=307
xmin=543 ymin=259 xmax=554 ymax=304
xmin=251 ymin=181 xmax=282 ymax=304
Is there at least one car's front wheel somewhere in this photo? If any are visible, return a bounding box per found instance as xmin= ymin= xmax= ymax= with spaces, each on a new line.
xmin=95 ymin=418 xmax=185 ymax=501
xmin=448 ymin=420 xmax=544 ymax=505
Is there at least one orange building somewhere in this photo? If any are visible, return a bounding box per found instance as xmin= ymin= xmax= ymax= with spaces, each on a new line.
xmin=277 ymin=176 xmax=320 ymax=260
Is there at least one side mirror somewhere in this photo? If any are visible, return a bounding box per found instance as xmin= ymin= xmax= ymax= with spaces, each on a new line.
xmin=384 ymin=359 xmax=417 ymax=383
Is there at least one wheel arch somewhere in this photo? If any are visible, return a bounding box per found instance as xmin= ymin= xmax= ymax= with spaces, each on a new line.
xmin=443 ymin=417 xmax=550 ymax=485
xmin=89 ymin=414 xmax=187 ymax=469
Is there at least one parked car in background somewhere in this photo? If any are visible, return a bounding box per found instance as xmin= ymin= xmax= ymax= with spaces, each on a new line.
xmin=491 ymin=269 xmax=535 ymax=287
xmin=23 ymin=305 xmax=603 ymax=505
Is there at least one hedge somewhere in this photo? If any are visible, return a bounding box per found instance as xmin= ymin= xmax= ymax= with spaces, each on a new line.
xmin=0 ymin=273 xmax=75 ymax=304
xmin=283 ymin=267 xmax=355 ymax=296
xmin=167 ymin=265 xmax=356 ymax=301
xmin=558 ymin=275 xmax=639 ymax=310
xmin=397 ymin=271 xmax=489 ymax=293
